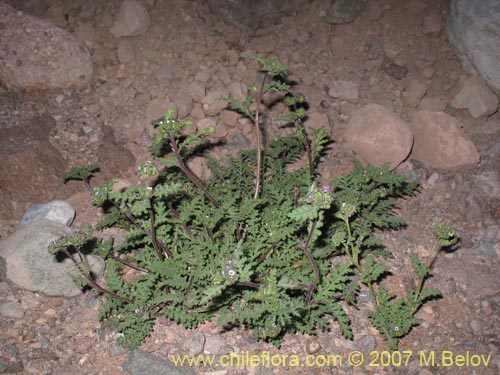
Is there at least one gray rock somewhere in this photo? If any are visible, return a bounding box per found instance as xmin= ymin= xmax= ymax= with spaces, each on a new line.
xmin=357 ymin=334 xmax=376 ymax=354
xmin=409 ymin=111 xmax=480 ymax=171
xmin=204 ymin=0 xmax=311 ymax=29
xmin=324 ymin=0 xmax=368 ymax=24
xmin=328 ymin=80 xmax=360 ymax=102
xmin=344 ymin=104 xmax=414 ymax=170
xmin=446 ymin=0 xmax=500 ymax=94
xmin=110 ymin=0 xmax=150 ymax=37
xmin=20 ymin=200 xmax=75 ymax=227
xmin=450 ymin=76 xmax=498 ymax=118
xmin=0 ymin=3 xmax=93 ymax=90
xmin=182 ymin=332 xmax=206 ymax=356
xmin=0 ymin=301 xmax=25 ymax=319
xmin=0 ymin=220 xmax=105 ymax=297
xmin=202 ymin=89 xmax=229 ymax=117
xmin=226 ymin=133 xmax=251 ymax=149
xmin=122 ymin=349 xmax=196 ymax=375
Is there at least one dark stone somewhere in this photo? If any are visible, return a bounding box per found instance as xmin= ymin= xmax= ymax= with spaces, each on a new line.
xmin=122 ymin=349 xmax=196 ymax=375
xmin=384 ymin=63 xmax=409 ymax=80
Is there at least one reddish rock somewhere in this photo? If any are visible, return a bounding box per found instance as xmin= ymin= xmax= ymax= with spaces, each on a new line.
xmin=0 ymin=115 xmax=76 ymax=221
xmin=409 ymin=111 xmax=480 ymax=171
xmin=0 ymin=3 xmax=93 ymax=90
xmin=402 ymin=79 xmax=427 ymax=107
xmin=110 ymin=0 xmax=150 ymax=37
xmin=422 ymin=11 xmax=443 ymax=37
xmin=344 ymin=104 xmax=413 ymax=170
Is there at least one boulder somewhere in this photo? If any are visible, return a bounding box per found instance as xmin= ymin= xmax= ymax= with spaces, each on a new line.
xmin=446 ymin=0 xmax=500 ymax=94
xmin=0 ymin=220 xmax=105 ymax=297
xmin=409 ymin=111 xmax=480 ymax=171
xmin=344 ymin=104 xmax=414 ymax=170
xmin=110 ymin=0 xmax=151 ymax=37
xmin=0 ymin=2 xmax=93 ymax=90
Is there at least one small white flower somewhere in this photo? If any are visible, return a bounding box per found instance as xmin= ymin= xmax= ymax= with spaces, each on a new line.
xmin=227 ymin=269 xmax=236 ymax=277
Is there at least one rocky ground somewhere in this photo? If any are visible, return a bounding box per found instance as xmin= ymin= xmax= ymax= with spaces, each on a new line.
xmin=0 ymin=0 xmax=499 ymax=374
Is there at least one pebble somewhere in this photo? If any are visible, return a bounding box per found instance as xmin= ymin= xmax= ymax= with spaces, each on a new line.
xmin=182 ymin=331 xmax=206 ymax=355
xmin=0 ymin=301 xmax=25 ymax=319
xmin=469 ymin=319 xmax=482 ymax=334
xmin=306 ymin=339 xmax=321 ymax=354
xmin=328 ymin=80 xmax=360 ymax=102
xmin=357 ymin=335 xmax=376 ymax=353
xmin=384 ymin=63 xmax=408 ymax=80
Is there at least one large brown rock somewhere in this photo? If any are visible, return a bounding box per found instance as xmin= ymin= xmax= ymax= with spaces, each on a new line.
xmin=344 ymin=104 xmax=414 ymax=170
xmin=409 ymin=111 xmax=480 ymax=171
xmin=0 ymin=115 xmax=76 ymax=221
xmin=0 ymin=3 xmax=93 ymax=90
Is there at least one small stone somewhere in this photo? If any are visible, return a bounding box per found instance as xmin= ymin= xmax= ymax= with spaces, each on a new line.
xmin=204 ymin=336 xmax=229 ymax=354
xmin=228 ymin=133 xmax=251 ymax=149
xmin=469 ymin=319 xmax=482 ymax=334
xmin=20 ymin=200 xmax=75 ymax=227
xmin=43 ymin=308 xmax=57 ymax=317
xmin=422 ymin=11 xmax=443 ymax=37
xmin=427 ymin=172 xmax=439 ymax=185
xmin=117 ymin=39 xmax=136 ymax=64
xmin=202 ymin=89 xmax=229 ymax=116
xmin=328 ymin=80 xmax=360 ymax=102
xmin=226 ymin=49 xmax=240 ymax=66
xmin=145 ymin=97 xmax=173 ymax=123
xmin=415 ymin=245 xmax=430 ymax=257
xmin=153 ymin=64 xmax=174 ymax=80
xmin=108 ymin=341 xmax=128 ymax=357
xmin=402 ymin=79 xmax=427 ymax=107
xmin=194 ymin=71 xmax=211 ymax=83
xmin=357 ymin=335 xmax=376 ymax=354
xmin=173 ymin=94 xmax=194 ymax=119
xmin=123 ymin=349 xmax=196 ymax=375
xmin=306 ymin=339 xmax=321 ymax=354
xmin=0 ymin=302 xmax=24 ymax=319
xmin=229 ymin=81 xmax=248 ymax=102
xmin=451 ymin=76 xmax=498 ymax=118
xmin=188 ymin=81 xmax=206 ymax=102
xmin=421 ymin=66 xmax=435 ymax=79
xmin=219 ymin=110 xmax=239 ymax=127
xmin=366 ymin=0 xmax=383 ymax=21
xmin=188 ymin=157 xmax=211 ymax=181
xmin=183 ymin=332 xmax=206 ymax=356
xmin=74 ymin=337 xmax=94 ymax=354
xmin=110 ymin=0 xmax=150 ymax=37
xmin=418 ymin=96 xmax=447 ymax=112
xmin=384 ymin=63 xmax=408 ymax=80
xmin=197 ymin=118 xmax=217 ymax=132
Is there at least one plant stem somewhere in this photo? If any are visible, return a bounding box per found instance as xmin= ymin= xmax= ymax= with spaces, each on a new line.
xmin=253 ymin=75 xmax=267 ymax=200
xmin=66 ymin=248 xmax=132 ymax=304
xmin=295 ymin=114 xmax=314 ymax=177
xmin=302 ymin=220 xmax=320 ymax=303
xmin=149 ymin=204 xmax=165 ymax=260
xmin=345 ymin=218 xmax=378 ymax=307
xmin=111 ymin=254 xmax=149 ymax=273
xmin=168 ymin=131 xmax=221 ymax=207
xmin=414 ymin=240 xmax=439 ymax=302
